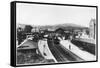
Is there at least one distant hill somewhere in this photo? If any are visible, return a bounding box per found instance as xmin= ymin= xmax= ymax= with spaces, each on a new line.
xmin=17 ymin=23 xmax=89 ymax=31
xmin=38 ymin=23 xmax=89 ymax=31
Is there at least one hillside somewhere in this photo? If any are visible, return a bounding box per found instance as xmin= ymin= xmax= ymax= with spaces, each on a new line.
xmin=37 ymin=23 xmax=89 ymax=31
xmin=17 ymin=23 xmax=89 ymax=31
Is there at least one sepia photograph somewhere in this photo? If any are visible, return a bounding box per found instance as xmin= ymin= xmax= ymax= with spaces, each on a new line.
xmin=15 ymin=2 xmax=97 ymax=66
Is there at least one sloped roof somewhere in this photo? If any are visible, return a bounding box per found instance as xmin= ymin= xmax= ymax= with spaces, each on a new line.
xmin=17 ymin=40 xmax=38 ymax=50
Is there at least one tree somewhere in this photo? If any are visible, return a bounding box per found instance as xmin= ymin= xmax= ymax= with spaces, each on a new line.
xmin=86 ymin=30 xmax=90 ymax=35
xmin=24 ymin=25 xmax=33 ymax=33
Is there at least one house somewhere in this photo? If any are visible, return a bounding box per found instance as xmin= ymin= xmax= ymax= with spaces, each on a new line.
xmin=55 ymin=28 xmax=65 ymax=34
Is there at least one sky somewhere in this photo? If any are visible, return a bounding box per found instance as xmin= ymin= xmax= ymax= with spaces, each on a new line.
xmin=16 ymin=3 xmax=96 ymax=27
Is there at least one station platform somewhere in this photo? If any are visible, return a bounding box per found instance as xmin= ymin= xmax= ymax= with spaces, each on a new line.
xmin=60 ymin=40 xmax=96 ymax=61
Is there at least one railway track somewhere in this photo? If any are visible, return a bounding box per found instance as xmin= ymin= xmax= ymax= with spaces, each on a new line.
xmin=71 ymin=40 xmax=95 ymax=55
xmin=47 ymin=39 xmax=83 ymax=62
